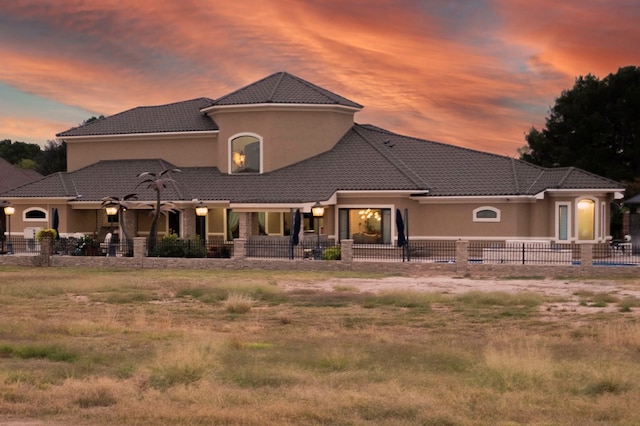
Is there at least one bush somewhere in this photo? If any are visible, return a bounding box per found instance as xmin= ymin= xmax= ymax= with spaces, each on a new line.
xmin=322 ymin=246 xmax=341 ymax=260
xmin=36 ymin=228 xmax=57 ymax=241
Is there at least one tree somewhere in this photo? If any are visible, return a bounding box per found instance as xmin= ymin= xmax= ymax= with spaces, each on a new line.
xmin=0 ymin=139 xmax=41 ymax=166
xmin=136 ymin=168 xmax=181 ymax=252
xmin=520 ymin=66 xmax=640 ymax=187
xmin=37 ymin=140 xmax=66 ymax=175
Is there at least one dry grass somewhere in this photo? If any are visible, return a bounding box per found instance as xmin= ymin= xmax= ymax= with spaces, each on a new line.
xmin=1 ymin=266 xmax=640 ymax=425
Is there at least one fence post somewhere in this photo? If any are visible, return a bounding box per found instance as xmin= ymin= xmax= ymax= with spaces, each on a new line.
xmin=456 ymin=240 xmax=469 ymax=275
xmin=580 ymin=243 xmax=593 ymax=272
xmin=233 ymin=238 xmax=246 ymax=259
xmin=133 ymin=237 xmax=146 ymax=258
xmin=341 ymin=239 xmax=353 ymax=263
xmin=40 ymin=235 xmax=53 ymax=267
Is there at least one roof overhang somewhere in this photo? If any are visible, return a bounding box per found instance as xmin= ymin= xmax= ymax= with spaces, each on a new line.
xmin=57 ymin=130 xmax=218 ymax=142
xmin=539 ymin=188 xmax=625 ymax=199
xmin=336 ymin=190 xmax=422 ymax=199
xmin=411 ymin=195 xmax=538 ymax=204
xmin=201 ymin=103 xmax=361 ymax=116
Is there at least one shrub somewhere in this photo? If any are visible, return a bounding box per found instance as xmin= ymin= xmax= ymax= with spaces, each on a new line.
xmin=322 ymin=246 xmax=341 ymax=260
xmin=36 ymin=228 xmax=57 ymax=241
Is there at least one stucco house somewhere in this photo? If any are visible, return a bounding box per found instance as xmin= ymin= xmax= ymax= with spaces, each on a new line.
xmin=0 ymin=72 xmax=624 ymax=247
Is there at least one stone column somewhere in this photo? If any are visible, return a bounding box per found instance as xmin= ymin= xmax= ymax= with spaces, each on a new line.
xmin=183 ymin=208 xmax=197 ymax=237
xmin=133 ymin=237 xmax=146 ymax=258
xmin=239 ymin=213 xmax=252 ymax=239
xmin=456 ymin=240 xmax=469 ymax=275
xmin=233 ymin=238 xmax=246 ymax=259
xmin=580 ymin=243 xmax=593 ymax=270
xmin=40 ymin=235 xmax=53 ymax=267
xmin=340 ymin=239 xmax=353 ymax=263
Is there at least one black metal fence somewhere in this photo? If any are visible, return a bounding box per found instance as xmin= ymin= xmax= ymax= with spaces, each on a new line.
xmin=245 ymin=236 xmax=340 ymax=260
xmin=2 ymin=234 xmax=639 ymax=266
xmin=352 ymin=240 xmax=456 ymax=263
xmin=149 ymin=237 xmax=233 ymax=258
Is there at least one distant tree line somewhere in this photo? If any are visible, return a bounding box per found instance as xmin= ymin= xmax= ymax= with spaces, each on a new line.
xmin=0 ymin=116 xmax=104 ymax=176
xmin=0 ymin=139 xmax=66 ymax=175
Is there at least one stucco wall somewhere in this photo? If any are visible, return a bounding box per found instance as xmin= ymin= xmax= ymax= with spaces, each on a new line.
xmin=66 ymin=135 xmax=218 ymax=171
xmin=210 ymin=107 xmax=354 ymax=173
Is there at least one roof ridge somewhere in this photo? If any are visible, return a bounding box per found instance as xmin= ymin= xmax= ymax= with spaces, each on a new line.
xmin=557 ymin=167 xmax=575 ymax=187
xmin=267 ymin=72 xmax=286 ymax=102
xmin=353 ymin=125 xmax=431 ymax=190
xmin=510 ymin=157 xmax=520 ymax=194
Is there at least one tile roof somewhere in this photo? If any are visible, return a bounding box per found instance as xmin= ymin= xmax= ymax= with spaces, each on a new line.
xmin=206 ymin=72 xmax=363 ymax=109
xmin=0 ymin=158 xmax=42 ymax=194
xmin=2 ymin=125 xmax=622 ymax=204
xmin=57 ymin=98 xmax=218 ymax=137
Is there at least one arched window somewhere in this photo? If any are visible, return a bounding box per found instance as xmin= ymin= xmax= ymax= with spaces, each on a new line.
xmin=473 ymin=206 xmax=500 ymax=222
xmin=576 ymin=198 xmax=595 ymax=240
xmin=229 ymin=134 xmax=262 ymax=174
xmin=24 ymin=207 xmax=47 ymax=222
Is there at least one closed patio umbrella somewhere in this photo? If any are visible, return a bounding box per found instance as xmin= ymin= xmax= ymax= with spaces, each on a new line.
xmin=52 ymin=208 xmax=60 ymax=240
xmin=292 ymin=209 xmax=301 ymax=245
xmin=396 ymin=209 xmax=406 ymax=247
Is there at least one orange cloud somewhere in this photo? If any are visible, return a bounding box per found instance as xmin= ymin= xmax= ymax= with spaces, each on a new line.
xmin=0 ymin=0 xmax=637 ymax=155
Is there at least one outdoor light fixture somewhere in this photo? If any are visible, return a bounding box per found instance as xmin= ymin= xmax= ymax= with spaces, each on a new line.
xmin=195 ymin=202 xmax=208 ymax=243
xmin=312 ymin=202 xmax=325 ymax=218
xmin=311 ymin=202 xmax=324 ymax=259
xmin=105 ymin=205 xmax=119 ymax=216
xmin=4 ymin=205 xmax=15 ymax=254
xmin=105 ymin=205 xmax=118 ymax=256
xmin=195 ymin=202 xmax=208 ymax=217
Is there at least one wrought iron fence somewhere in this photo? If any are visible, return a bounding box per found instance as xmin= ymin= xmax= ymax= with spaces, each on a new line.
xmin=593 ymin=242 xmax=639 ymax=266
xmin=352 ymin=240 xmax=456 ymax=262
xmin=149 ymin=237 xmax=233 ymax=258
xmin=245 ymin=236 xmax=340 ymax=260
xmin=469 ymin=241 xmax=579 ymax=265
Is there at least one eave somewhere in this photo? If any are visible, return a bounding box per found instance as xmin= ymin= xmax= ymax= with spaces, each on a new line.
xmin=57 ymin=130 xmax=219 ymax=142
xmin=201 ymin=103 xmax=361 ymax=116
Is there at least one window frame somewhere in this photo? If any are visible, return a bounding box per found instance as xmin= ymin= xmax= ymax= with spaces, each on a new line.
xmin=23 ymin=207 xmax=48 ymax=222
xmin=228 ymin=132 xmax=263 ymax=174
xmin=472 ymin=206 xmax=500 ymax=222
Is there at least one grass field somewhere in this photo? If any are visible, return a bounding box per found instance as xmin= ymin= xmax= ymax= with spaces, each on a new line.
xmin=1 ymin=266 xmax=640 ymax=425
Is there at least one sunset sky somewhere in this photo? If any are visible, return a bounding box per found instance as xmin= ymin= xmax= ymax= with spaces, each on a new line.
xmin=1 ymin=0 xmax=638 ymax=156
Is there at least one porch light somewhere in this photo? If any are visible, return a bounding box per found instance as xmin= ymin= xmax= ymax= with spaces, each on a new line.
xmin=104 ymin=205 xmax=118 ymax=257
xmin=312 ymin=202 xmax=324 ymax=259
xmin=105 ymin=205 xmax=119 ymax=216
xmin=312 ymin=202 xmax=325 ymax=218
xmin=195 ymin=202 xmax=208 ymax=217
xmin=4 ymin=205 xmax=14 ymax=254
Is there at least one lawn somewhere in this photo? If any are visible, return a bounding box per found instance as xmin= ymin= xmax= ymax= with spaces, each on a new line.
xmin=1 ymin=266 xmax=640 ymax=425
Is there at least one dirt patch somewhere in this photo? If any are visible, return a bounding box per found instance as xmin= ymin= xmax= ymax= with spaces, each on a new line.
xmin=279 ymin=274 xmax=640 ymax=317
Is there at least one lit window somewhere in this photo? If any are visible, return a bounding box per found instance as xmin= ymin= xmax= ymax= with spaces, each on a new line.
xmin=230 ymin=134 xmax=261 ymax=173
xmin=473 ymin=207 xmax=500 ymax=222
xmin=577 ymin=199 xmax=595 ymax=240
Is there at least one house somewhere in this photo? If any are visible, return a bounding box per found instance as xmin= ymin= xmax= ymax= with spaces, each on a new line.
xmin=0 ymin=158 xmax=42 ymax=241
xmin=0 ymin=72 xmax=624 ymax=247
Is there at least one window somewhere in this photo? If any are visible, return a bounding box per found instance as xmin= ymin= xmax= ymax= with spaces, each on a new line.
xmin=230 ymin=134 xmax=261 ymax=173
xmin=24 ymin=207 xmax=47 ymax=221
xmin=577 ymin=198 xmax=595 ymax=240
xmin=473 ymin=206 xmax=500 ymax=222
xmin=338 ymin=208 xmax=391 ymax=244
xmin=556 ymin=203 xmax=570 ymax=241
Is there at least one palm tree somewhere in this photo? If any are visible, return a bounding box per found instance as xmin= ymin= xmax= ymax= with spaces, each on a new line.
xmin=136 ymin=168 xmax=181 ymax=252
xmin=100 ymin=193 xmax=138 ymax=243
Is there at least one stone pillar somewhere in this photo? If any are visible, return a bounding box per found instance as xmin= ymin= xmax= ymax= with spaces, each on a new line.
xmin=40 ymin=235 xmax=53 ymax=267
xmin=183 ymin=208 xmax=197 ymax=237
xmin=341 ymin=239 xmax=353 ymax=263
xmin=239 ymin=213 xmax=252 ymax=239
xmin=580 ymin=243 xmax=593 ymax=269
xmin=456 ymin=240 xmax=469 ymax=275
xmin=133 ymin=237 xmax=146 ymax=258
xmin=233 ymin=238 xmax=246 ymax=259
